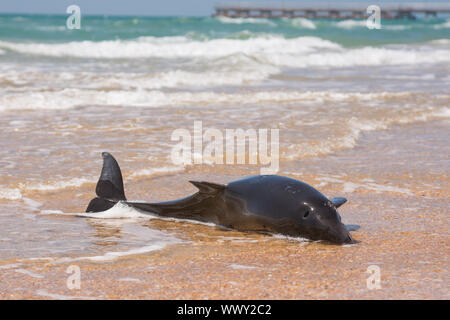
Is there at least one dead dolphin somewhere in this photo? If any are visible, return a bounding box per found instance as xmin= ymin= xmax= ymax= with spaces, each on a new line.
xmin=86 ymin=152 xmax=356 ymax=244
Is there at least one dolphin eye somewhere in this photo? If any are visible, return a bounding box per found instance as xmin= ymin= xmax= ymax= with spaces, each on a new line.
xmin=303 ymin=210 xmax=310 ymax=219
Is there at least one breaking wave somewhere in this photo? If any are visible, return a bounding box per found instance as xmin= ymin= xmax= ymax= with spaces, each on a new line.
xmin=1 ymin=36 xmax=448 ymax=71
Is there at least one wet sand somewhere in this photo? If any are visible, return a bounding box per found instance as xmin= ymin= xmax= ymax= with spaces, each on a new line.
xmin=0 ymin=119 xmax=448 ymax=299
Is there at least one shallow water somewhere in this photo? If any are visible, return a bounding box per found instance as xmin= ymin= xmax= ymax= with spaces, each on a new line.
xmin=0 ymin=14 xmax=449 ymax=299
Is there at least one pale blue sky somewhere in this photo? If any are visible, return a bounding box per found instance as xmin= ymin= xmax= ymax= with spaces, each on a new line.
xmin=0 ymin=0 xmax=447 ymax=16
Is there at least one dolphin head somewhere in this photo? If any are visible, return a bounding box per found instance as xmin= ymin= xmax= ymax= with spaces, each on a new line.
xmin=297 ymin=198 xmax=353 ymax=244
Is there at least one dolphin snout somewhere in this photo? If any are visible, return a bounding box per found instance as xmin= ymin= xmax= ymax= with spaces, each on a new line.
xmin=330 ymin=224 xmax=355 ymax=244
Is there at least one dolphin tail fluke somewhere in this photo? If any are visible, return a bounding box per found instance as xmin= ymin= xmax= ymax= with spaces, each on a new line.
xmin=86 ymin=197 xmax=118 ymax=213
xmin=86 ymin=152 xmax=126 ymax=212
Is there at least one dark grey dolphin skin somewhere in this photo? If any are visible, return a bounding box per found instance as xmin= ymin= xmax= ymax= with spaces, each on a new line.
xmin=86 ymin=152 xmax=356 ymax=244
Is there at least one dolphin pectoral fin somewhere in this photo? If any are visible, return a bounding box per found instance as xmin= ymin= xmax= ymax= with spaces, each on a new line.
xmin=330 ymin=197 xmax=347 ymax=208
xmin=189 ymin=181 xmax=226 ymax=195
xmin=345 ymin=224 xmax=360 ymax=231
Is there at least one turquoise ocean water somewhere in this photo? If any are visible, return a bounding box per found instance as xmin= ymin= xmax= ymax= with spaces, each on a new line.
xmin=0 ymin=14 xmax=449 ymax=103
xmin=0 ymin=14 xmax=449 ymax=45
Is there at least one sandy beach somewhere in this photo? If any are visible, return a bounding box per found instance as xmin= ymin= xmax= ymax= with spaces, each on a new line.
xmin=0 ymin=119 xmax=448 ymax=299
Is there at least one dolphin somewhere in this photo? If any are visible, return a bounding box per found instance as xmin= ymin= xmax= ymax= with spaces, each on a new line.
xmin=86 ymin=152 xmax=357 ymax=244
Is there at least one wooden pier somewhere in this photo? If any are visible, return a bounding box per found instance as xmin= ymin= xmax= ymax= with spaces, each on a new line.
xmin=213 ymin=2 xmax=450 ymax=20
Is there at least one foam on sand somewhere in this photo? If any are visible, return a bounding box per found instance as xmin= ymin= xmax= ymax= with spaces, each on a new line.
xmin=75 ymin=202 xmax=150 ymax=219
xmin=19 ymin=177 xmax=95 ymax=192
xmin=77 ymin=202 xmax=219 ymax=229
xmin=0 ymin=187 xmax=22 ymax=200
xmin=284 ymin=106 xmax=450 ymax=160
xmin=128 ymin=166 xmax=185 ymax=179
xmin=229 ymin=264 xmax=259 ymax=270
xmin=36 ymin=289 xmax=97 ymax=300
xmin=15 ymin=268 xmax=45 ymax=279
xmin=0 ymin=165 xmax=184 ymax=199
xmin=47 ymin=207 xmax=186 ymax=262
xmin=315 ymin=175 xmax=414 ymax=196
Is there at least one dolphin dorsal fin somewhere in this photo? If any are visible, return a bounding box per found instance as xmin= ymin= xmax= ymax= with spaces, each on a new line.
xmin=95 ymin=152 xmax=126 ymax=201
xmin=189 ymin=181 xmax=226 ymax=195
xmin=330 ymin=197 xmax=347 ymax=208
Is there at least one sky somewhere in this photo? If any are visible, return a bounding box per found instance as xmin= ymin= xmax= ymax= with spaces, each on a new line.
xmin=0 ymin=0 xmax=447 ymax=16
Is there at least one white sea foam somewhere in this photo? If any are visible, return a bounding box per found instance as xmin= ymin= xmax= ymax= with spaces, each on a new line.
xmin=316 ymin=176 xmax=414 ymax=196
xmin=0 ymin=65 xmax=280 ymax=90
xmin=342 ymin=181 xmax=413 ymax=195
xmin=229 ymin=264 xmax=259 ymax=270
xmin=125 ymin=68 xmax=279 ymax=88
xmin=39 ymin=209 xmax=66 ymax=215
xmin=118 ymin=277 xmax=142 ymax=282
xmin=0 ymin=178 xmax=94 ymax=202
xmin=266 ymin=46 xmax=450 ymax=68
xmin=0 ymin=89 xmax=435 ymax=111
xmin=382 ymin=25 xmax=411 ymax=31
xmin=36 ymin=289 xmax=97 ymax=300
xmin=430 ymin=39 xmax=450 ymax=45
xmin=0 ymin=36 xmax=340 ymax=59
xmin=433 ymin=20 xmax=450 ymax=29
xmin=216 ymin=16 xmax=276 ymax=26
xmin=286 ymin=18 xmax=316 ymax=29
xmin=270 ymin=233 xmax=310 ymax=243
xmin=64 ymin=234 xmax=183 ymax=262
xmin=35 ymin=25 xmax=66 ymax=32
xmin=77 ymin=202 xmax=219 ymax=230
xmin=128 ymin=166 xmax=185 ymax=179
xmin=0 ymin=166 xmax=185 ymax=198
xmin=15 ymin=268 xmax=45 ymax=279
xmin=334 ymin=20 xmax=368 ymax=29
xmin=76 ymin=202 xmax=150 ymax=219
xmin=19 ymin=177 xmax=95 ymax=191
xmin=0 ymin=36 xmax=448 ymax=77
xmin=0 ymin=187 xmax=22 ymax=200
xmin=32 ymin=215 xmax=186 ymax=263
xmin=80 ymin=243 xmax=176 ymax=261
xmin=433 ymin=108 xmax=450 ymax=117
xmin=22 ymin=197 xmax=43 ymax=208
xmin=0 ymin=263 xmax=23 ymax=269
xmin=284 ymin=106 xmax=450 ymax=159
